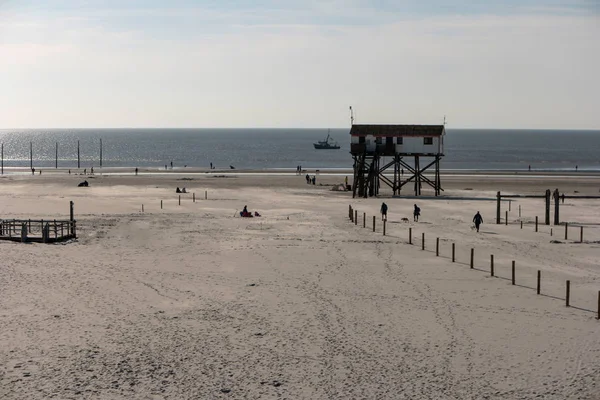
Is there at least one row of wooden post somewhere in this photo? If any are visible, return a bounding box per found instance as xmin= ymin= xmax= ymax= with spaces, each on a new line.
xmin=348 ymin=205 xmax=385 ymax=235
xmin=141 ymin=191 xmax=209 ymax=212
xmin=526 ymin=218 xmax=585 ymax=242
xmin=348 ymin=204 xmax=600 ymax=320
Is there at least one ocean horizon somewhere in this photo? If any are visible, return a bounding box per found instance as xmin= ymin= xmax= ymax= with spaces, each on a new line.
xmin=0 ymin=128 xmax=599 ymax=171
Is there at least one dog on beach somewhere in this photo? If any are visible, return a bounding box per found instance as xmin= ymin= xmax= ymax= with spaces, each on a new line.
xmin=401 ymin=217 xmax=409 ymax=222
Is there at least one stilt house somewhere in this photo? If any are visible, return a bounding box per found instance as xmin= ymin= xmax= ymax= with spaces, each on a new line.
xmin=350 ymin=124 xmax=446 ymax=197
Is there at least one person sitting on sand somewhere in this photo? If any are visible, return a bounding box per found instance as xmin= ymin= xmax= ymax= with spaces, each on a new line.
xmin=473 ymin=211 xmax=483 ymax=232
xmin=78 ymin=180 xmax=89 ymax=187
xmin=182 ymin=187 xmax=187 ymax=193
xmin=176 ymin=187 xmax=181 ymax=193
xmin=254 ymin=211 xmax=261 ymax=217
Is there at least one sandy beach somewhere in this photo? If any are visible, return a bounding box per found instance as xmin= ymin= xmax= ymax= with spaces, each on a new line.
xmin=1 ymin=171 xmax=600 ymax=399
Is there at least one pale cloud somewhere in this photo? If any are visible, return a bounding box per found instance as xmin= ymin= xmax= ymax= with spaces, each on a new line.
xmin=0 ymin=1 xmax=598 ymax=128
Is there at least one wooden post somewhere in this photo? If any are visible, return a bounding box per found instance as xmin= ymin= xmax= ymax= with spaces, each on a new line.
xmin=409 ymin=227 xmax=412 ymax=244
xmin=566 ymin=280 xmax=570 ymax=307
xmin=537 ymin=270 xmax=541 ymax=294
xmin=161 ymin=200 xmax=163 ymax=209
xmin=511 ymin=261 xmax=515 ymax=285
xmin=496 ymin=191 xmax=501 ymax=224
xmin=436 ymin=238 xmax=439 ymax=256
xmin=372 ymin=216 xmax=375 ymax=232
xmin=54 ymin=219 xmax=57 ymax=238
xmin=179 ymin=195 xmax=181 ymax=205
xmin=69 ymin=201 xmax=74 ymax=235
xmin=505 ymin=211 xmax=508 ymax=226
xmin=421 ymin=233 xmax=425 ymax=250
xmin=554 ymin=189 xmax=560 ymax=225
xmin=193 ymin=192 xmax=195 ymax=202
xmin=349 ymin=205 xmax=352 ymax=220
xmin=545 ymin=189 xmax=551 ymax=225
xmin=363 ymin=212 xmax=366 ymax=228
xmin=205 ymin=190 xmax=207 ymax=200
xmin=77 ymin=140 xmax=80 ymax=169
xmin=383 ymin=220 xmax=386 ymax=236
xmin=597 ymin=291 xmax=600 ymax=320
xmin=142 ymin=204 xmax=144 ymax=212
xmin=21 ymin=222 xmax=27 ymax=243
xmin=470 ymin=248 xmax=474 ymax=269
xmin=520 ymin=220 xmax=523 ymax=229
xmin=490 ymin=255 xmax=494 ymax=276
xmin=580 ymin=226 xmax=583 ymax=243
xmin=535 ymin=216 xmax=538 ymax=232
xmin=452 ymin=243 xmax=455 ymax=262
xmin=355 ymin=210 xmax=358 ymax=225
xmin=565 ymin=222 xmax=568 ymax=240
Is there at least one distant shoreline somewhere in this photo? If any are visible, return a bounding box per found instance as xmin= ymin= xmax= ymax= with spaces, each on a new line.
xmin=2 ymin=166 xmax=600 ymax=178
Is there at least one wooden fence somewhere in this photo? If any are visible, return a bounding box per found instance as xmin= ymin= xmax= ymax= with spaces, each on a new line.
xmin=348 ymin=204 xmax=600 ymax=320
xmin=0 ymin=219 xmax=76 ymax=243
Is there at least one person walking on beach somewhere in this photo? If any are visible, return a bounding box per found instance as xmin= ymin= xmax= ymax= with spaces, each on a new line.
xmin=413 ymin=204 xmax=421 ymax=222
xmin=305 ymin=174 xmax=310 ymax=184
xmin=380 ymin=202 xmax=388 ymax=221
xmin=312 ymin=176 xmax=316 ymax=185
xmin=135 ymin=167 xmax=138 ymax=176
xmin=210 ymin=162 xmax=213 ymax=170
xmin=473 ymin=211 xmax=483 ymax=232
xmin=91 ymin=167 xmax=94 ymax=174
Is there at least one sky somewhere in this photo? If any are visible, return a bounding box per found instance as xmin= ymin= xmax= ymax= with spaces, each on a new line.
xmin=0 ymin=0 xmax=599 ymax=129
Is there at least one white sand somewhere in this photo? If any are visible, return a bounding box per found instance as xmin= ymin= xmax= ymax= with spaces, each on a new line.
xmin=1 ymin=172 xmax=600 ymax=399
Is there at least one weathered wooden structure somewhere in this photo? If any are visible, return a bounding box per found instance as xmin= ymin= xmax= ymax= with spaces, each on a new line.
xmin=350 ymin=124 xmax=445 ymax=198
xmin=0 ymin=201 xmax=77 ymax=243
xmin=496 ymin=190 xmax=600 ymax=225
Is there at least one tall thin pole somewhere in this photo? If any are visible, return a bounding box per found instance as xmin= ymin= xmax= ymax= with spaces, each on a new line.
xmin=77 ymin=140 xmax=80 ymax=169
xmin=55 ymin=142 xmax=58 ymax=169
xmin=29 ymin=141 xmax=32 ymax=170
xmin=100 ymin=138 xmax=103 ymax=168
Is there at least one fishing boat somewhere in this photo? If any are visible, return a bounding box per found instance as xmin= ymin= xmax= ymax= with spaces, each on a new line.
xmin=313 ymin=130 xmax=340 ymax=150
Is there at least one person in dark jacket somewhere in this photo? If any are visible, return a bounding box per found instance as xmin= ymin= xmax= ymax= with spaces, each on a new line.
xmin=413 ymin=204 xmax=421 ymax=222
xmin=380 ymin=202 xmax=388 ymax=221
xmin=473 ymin=211 xmax=483 ymax=232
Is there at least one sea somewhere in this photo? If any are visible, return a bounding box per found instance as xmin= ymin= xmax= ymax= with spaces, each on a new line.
xmin=0 ymin=128 xmax=599 ymax=171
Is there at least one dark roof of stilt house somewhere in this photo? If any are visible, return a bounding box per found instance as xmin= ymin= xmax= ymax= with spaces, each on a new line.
xmin=349 ymin=124 xmax=445 ymax=136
